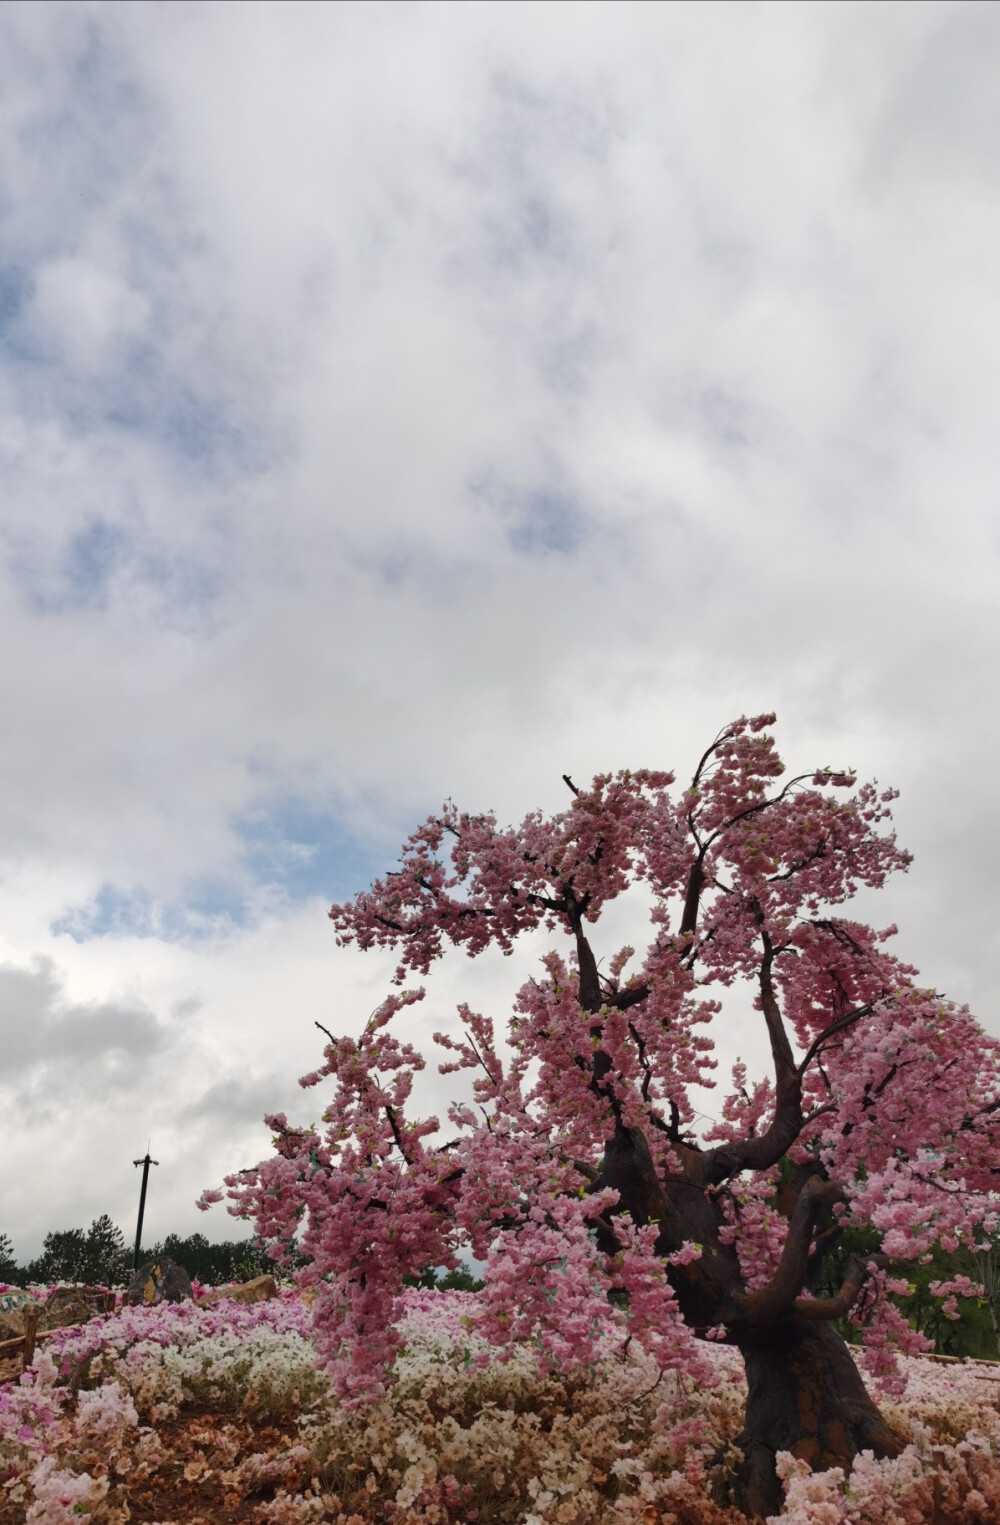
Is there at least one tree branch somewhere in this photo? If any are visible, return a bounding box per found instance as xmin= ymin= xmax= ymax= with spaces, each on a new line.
xmin=793 ymin=1254 xmax=897 ymax=1321
xmin=676 ymin=761 xmax=819 ymax=936
xmin=524 ymin=891 xmax=566 ymax=914
xmin=733 ymin=1177 xmax=846 ymax=1326
xmin=629 ymin=1020 xmax=656 ymax=1103
xmin=702 ymin=771 xmax=817 ymax=853
xmin=798 ymin=1003 xmax=874 ymax=1076
xmin=757 ymin=925 xmax=798 ymax=1084
xmin=374 ymin=912 xmax=408 ymax=933
xmin=703 ymin=925 xmax=803 ymax=1184
xmin=608 ymin=984 xmax=650 ymax=1011
xmin=679 ymin=854 xmax=705 ymax=936
xmin=567 ymin=898 xmax=603 ymax=1014
xmin=384 ymin=1104 xmax=412 ymax=1165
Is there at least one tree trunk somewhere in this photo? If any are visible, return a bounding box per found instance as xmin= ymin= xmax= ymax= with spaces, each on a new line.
xmin=717 ymin=1317 xmax=904 ymax=1519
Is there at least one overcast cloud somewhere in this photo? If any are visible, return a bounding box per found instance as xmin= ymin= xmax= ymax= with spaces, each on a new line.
xmin=1 ymin=1 xmax=998 ymax=1260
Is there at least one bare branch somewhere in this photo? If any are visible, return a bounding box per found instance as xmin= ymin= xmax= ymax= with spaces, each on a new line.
xmin=961 ymin=1095 xmax=1000 ymax=1132
xmin=677 ymin=765 xmax=822 ymax=936
xmin=608 ymin=984 xmax=650 ymax=1011
xmin=703 ymin=771 xmax=817 ymax=853
xmin=798 ymin=1003 xmax=874 ymax=1076
xmin=374 ymin=912 xmax=408 ymax=933
xmin=793 ymin=1254 xmax=898 ymax=1322
xmin=766 ymin=837 xmax=828 ymax=884
xmin=801 ymin=1101 xmax=839 ymax=1128
xmin=384 ymin=1104 xmax=412 ymax=1165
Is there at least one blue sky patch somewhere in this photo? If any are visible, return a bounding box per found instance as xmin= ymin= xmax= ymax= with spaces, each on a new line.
xmin=235 ymin=795 xmax=389 ymax=907
xmin=51 ymin=882 xmax=251 ymax=944
xmin=63 ymin=519 xmax=125 ymax=610
xmin=471 ymin=474 xmax=587 ymax=557
xmin=0 ymin=266 xmax=31 ymax=333
xmin=8 ymin=514 xmax=226 ymax=626
xmin=52 ymin=796 xmax=392 ymax=945
xmin=104 ymin=362 xmax=275 ymax=479
xmin=506 ymin=488 xmax=584 ymax=555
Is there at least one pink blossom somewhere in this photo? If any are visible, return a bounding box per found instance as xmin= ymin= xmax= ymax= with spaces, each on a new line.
xmin=196 ymin=715 xmax=1000 ymax=1467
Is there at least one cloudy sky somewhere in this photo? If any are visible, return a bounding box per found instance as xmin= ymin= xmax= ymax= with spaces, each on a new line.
xmin=2 ymin=0 xmax=999 ymax=1262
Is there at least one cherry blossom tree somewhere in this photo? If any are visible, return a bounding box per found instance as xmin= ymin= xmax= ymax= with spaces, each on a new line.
xmin=203 ymin=715 xmax=1000 ymax=1517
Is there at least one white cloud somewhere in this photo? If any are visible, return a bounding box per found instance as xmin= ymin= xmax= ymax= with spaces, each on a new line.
xmin=29 ymin=255 xmax=150 ymax=371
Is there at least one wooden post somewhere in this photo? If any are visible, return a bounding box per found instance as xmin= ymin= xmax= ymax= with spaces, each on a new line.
xmin=132 ymin=1152 xmax=159 ymax=1270
xmin=22 ymin=1306 xmax=38 ymax=1372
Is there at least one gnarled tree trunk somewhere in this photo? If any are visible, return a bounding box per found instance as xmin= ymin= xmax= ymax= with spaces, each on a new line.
xmin=718 ymin=1318 xmax=903 ymax=1518
xmin=593 ymin=1126 xmax=904 ymax=1519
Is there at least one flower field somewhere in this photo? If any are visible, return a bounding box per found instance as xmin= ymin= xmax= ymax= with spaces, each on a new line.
xmin=3 ymin=1287 xmax=1000 ymax=1525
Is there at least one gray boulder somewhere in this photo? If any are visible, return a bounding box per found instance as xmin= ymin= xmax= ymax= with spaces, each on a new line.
xmin=128 ymin=1259 xmax=193 ymax=1305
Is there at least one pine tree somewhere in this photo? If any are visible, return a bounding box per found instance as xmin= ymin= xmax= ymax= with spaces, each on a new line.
xmin=0 ymin=1232 xmax=19 ymax=1284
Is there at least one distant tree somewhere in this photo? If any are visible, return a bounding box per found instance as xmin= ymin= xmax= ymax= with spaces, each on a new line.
xmin=816 ymin=1223 xmax=994 ymax=1360
xmin=81 ymin=1215 xmax=130 ymax=1287
xmin=437 ymin=1266 xmax=484 ymax=1292
xmin=27 ymin=1217 xmax=130 ymax=1288
xmin=901 ymin=1242 xmax=993 ymax=1359
xmin=966 ymin=1232 xmax=1000 ymax=1358
xmin=0 ymin=1232 xmax=19 ymax=1284
xmin=402 ymin=1265 xmax=440 ymax=1290
xmin=148 ymin=1231 xmax=214 ymax=1283
xmin=28 ymin=1228 xmax=89 ymax=1286
xmin=404 ymin=1264 xmax=484 ymax=1292
xmin=148 ymin=1232 xmax=274 ymax=1286
xmin=226 ymin=1235 xmax=278 ymax=1283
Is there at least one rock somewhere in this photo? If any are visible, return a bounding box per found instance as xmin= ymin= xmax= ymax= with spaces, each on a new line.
xmin=39 ymin=1288 xmax=98 ymax=1332
xmin=1 ymin=1288 xmax=111 ymax=1341
xmin=0 ymin=1309 xmax=27 ymax=1342
xmin=0 ymin=1289 xmax=33 ymax=1315
xmin=198 ymin=1274 xmax=278 ymax=1306
xmin=128 ymin=1259 xmax=193 ymax=1306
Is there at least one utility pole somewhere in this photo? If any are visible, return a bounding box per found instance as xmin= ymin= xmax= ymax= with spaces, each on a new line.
xmin=132 ymin=1151 xmax=159 ymax=1271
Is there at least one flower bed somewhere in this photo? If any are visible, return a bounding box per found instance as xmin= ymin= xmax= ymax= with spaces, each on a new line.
xmin=2 ymin=1289 xmax=1000 ymax=1523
